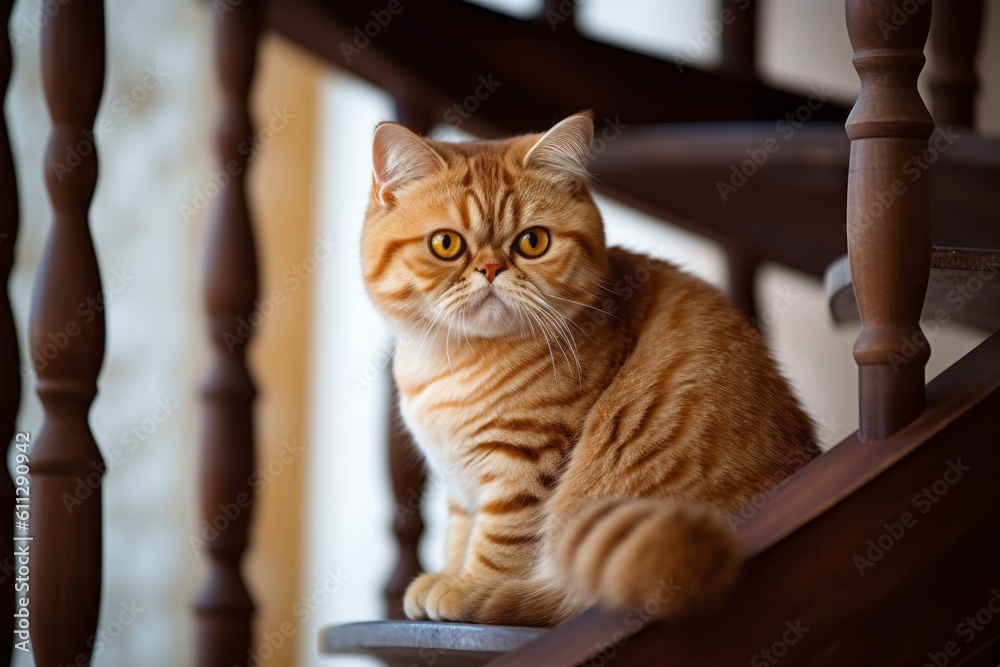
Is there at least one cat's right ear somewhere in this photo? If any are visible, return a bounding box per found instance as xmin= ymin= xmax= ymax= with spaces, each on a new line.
xmin=372 ymin=122 xmax=446 ymax=205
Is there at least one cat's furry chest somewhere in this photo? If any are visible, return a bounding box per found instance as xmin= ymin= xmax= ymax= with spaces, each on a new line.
xmin=393 ymin=334 xmax=590 ymax=509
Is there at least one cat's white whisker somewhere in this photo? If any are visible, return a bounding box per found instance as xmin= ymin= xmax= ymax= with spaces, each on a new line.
xmin=536 ymin=305 xmax=582 ymax=382
xmin=512 ymin=287 xmax=584 ymax=381
xmin=518 ymin=300 xmax=558 ymax=379
xmin=539 ymin=288 xmax=624 ymax=323
xmin=444 ymin=309 xmax=455 ymax=375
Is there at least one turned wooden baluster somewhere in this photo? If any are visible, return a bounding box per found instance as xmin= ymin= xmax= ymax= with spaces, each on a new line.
xmin=195 ymin=0 xmax=262 ymax=664
xmin=383 ymin=375 xmax=427 ymax=620
xmin=724 ymin=245 xmax=760 ymax=322
xmin=846 ymin=0 xmax=934 ymax=441
xmin=28 ymin=1 xmax=106 ymax=664
xmin=721 ymin=0 xmax=757 ymax=79
xmin=929 ymin=0 xmax=984 ymax=128
xmin=0 ymin=1 xmax=18 ymax=664
xmin=382 ymin=98 xmax=430 ymax=620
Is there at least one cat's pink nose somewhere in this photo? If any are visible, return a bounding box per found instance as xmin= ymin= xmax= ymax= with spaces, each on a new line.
xmin=477 ymin=263 xmax=507 ymax=283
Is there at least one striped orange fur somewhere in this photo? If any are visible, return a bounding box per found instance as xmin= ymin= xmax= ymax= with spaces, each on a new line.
xmin=361 ymin=112 xmax=820 ymax=626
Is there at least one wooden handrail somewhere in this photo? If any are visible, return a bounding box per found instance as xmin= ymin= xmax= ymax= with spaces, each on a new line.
xmin=28 ymin=0 xmax=107 ymax=663
xmin=194 ymin=0 xmax=263 ymax=664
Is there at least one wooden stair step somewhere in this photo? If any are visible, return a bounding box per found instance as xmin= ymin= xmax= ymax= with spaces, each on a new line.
xmin=826 ymin=246 xmax=1000 ymax=331
xmin=319 ymin=620 xmax=544 ymax=666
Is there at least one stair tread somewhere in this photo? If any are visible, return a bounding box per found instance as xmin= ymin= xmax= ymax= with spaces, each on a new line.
xmin=825 ymin=246 xmax=1000 ymax=330
xmin=588 ymin=124 xmax=1000 ymax=278
xmin=319 ymin=620 xmax=545 ymax=666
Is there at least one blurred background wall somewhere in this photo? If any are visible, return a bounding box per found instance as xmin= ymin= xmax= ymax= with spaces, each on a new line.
xmin=5 ymin=0 xmax=998 ymax=665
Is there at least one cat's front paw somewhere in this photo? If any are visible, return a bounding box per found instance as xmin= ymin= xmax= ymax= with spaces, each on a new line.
xmin=403 ymin=573 xmax=485 ymax=622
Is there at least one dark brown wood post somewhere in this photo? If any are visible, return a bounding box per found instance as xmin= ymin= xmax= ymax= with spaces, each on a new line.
xmin=0 ymin=1 xmax=18 ymax=664
xmin=28 ymin=0 xmax=106 ymax=664
xmin=929 ymin=0 xmax=984 ymax=128
xmin=383 ymin=377 xmax=427 ymax=620
xmin=845 ymin=0 xmax=934 ymax=441
xmin=383 ymin=97 xmax=430 ymax=620
xmin=194 ymin=0 xmax=262 ymax=664
xmin=541 ymin=0 xmax=577 ymax=31
xmin=723 ymin=244 xmax=759 ymax=321
xmin=721 ymin=0 xmax=757 ymax=79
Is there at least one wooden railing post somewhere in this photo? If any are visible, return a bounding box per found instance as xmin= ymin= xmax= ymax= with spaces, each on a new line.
xmin=194 ymin=0 xmax=262 ymax=664
xmin=0 ymin=1 xmax=18 ymax=664
xmin=723 ymin=244 xmax=760 ymax=321
xmin=383 ymin=373 xmax=426 ymax=620
xmin=845 ymin=0 xmax=934 ymax=441
xmin=28 ymin=0 xmax=107 ymax=664
xmin=721 ymin=0 xmax=757 ymax=79
xmin=929 ymin=0 xmax=984 ymax=128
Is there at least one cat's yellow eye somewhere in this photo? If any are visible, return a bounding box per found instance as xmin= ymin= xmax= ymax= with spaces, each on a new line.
xmin=515 ymin=227 xmax=550 ymax=258
xmin=429 ymin=230 xmax=465 ymax=260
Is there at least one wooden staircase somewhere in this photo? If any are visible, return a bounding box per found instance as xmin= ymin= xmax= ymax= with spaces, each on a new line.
xmin=4 ymin=1 xmax=998 ymax=666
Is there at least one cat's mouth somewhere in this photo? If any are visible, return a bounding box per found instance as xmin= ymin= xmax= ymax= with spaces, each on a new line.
xmin=459 ymin=286 xmax=524 ymax=337
xmin=473 ymin=288 xmax=507 ymax=311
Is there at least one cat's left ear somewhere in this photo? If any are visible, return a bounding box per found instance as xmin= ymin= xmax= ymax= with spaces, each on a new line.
xmin=372 ymin=121 xmax=446 ymax=205
xmin=523 ymin=111 xmax=594 ymax=186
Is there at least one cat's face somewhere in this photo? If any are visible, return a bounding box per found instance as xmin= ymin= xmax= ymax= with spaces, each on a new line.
xmin=361 ymin=113 xmax=609 ymax=339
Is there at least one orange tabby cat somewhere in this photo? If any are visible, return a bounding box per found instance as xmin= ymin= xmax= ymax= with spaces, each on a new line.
xmin=361 ymin=112 xmax=820 ymax=627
